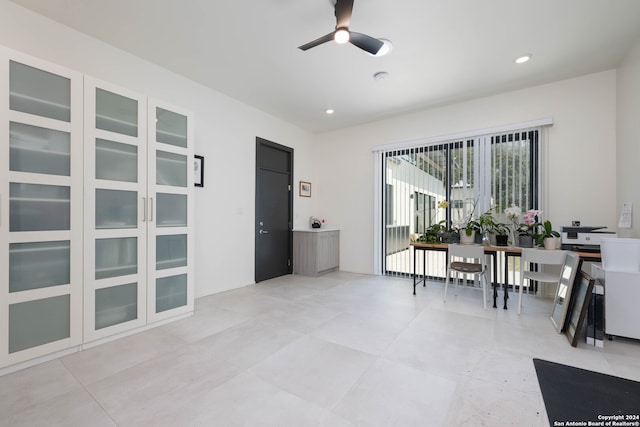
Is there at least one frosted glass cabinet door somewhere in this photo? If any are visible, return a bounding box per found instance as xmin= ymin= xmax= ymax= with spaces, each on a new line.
xmin=156 ymin=274 xmax=187 ymax=313
xmin=9 ymin=60 xmax=71 ymax=122
xmin=156 ymin=107 xmax=187 ymax=148
xmin=10 ymin=183 xmax=70 ymax=231
xmin=156 ymin=193 xmax=187 ymax=227
xmin=83 ymin=78 xmax=147 ymax=342
xmin=9 ymin=295 xmax=71 ymax=354
xmin=147 ymin=99 xmax=194 ymax=324
xmin=2 ymin=50 xmax=82 ymax=368
xmin=95 ymin=138 xmax=137 ymax=182
xmin=9 ymin=241 xmax=71 ymax=292
xmin=156 ymin=150 xmax=187 ymax=187
xmin=156 ymin=234 xmax=187 ymax=270
xmin=95 ymin=88 xmax=138 ymax=137
xmin=10 ymin=122 xmax=71 ymax=176
xmin=95 ymin=283 xmax=138 ymax=330
xmin=95 ymin=189 xmax=137 ymax=229
xmin=95 ymin=237 xmax=138 ymax=280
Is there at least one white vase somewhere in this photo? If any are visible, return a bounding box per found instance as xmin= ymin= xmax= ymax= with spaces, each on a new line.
xmin=544 ymin=236 xmax=558 ymax=250
xmin=459 ymin=230 xmax=476 ymax=244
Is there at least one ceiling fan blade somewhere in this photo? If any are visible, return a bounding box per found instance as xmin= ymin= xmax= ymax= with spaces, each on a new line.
xmin=334 ymin=0 xmax=354 ymax=29
xmin=298 ymin=32 xmax=336 ymax=51
xmin=349 ymin=32 xmax=384 ymax=55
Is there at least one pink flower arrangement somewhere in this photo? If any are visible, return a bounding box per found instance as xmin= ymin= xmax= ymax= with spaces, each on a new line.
xmin=522 ymin=209 xmax=542 ymax=226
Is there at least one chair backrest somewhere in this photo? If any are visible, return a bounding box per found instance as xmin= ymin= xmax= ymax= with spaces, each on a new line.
xmin=521 ymin=248 xmax=567 ymax=266
xmin=448 ymin=244 xmax=485 ymax=264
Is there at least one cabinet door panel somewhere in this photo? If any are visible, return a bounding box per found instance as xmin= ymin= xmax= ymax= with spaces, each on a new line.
xmin=147 ymin=99 xmax=194 ymax=323
xmin=10 ymin=122 xmax=70 ymax=176
xmin=84 ymin=77 xmax=147 ymax=342
xmin=95 ymin=189 xmax=137 ymax=229
xmin=156 ymin=274 xmax=187 ymax=313
xmin=9 ymin=60 xmax=71 ymax=122
xmin=156 ymin=150 xmax=187 ymax=187
xmin=9 ymin=295 xmax=71 ymax=353
xmin=96 ymin=138 xmax=137 ymax=182
xmin=10 ymin=183 xmax=70 ymax=231
xmin=9 ymin=241 xmax=70 ymax=292
xmin=2 ymin=49 xmax=83 ymax=368
xmin=95 ymin=283 xmax=138 ymax=330
xmin=156 ymin=107 xmax=187 ymax=148
xmin=95 ymin=237 xmax=138 ymax=280
xmin=156 ymin=193 xmax=187 ymax=227
xmin=156 ymin=234 xmax=187 ymax=270
xmin=95 ymin=88 xmax=138 ymax=137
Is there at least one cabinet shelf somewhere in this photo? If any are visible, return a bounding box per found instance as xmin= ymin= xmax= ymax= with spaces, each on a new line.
xmin=96 ymin=113 xmax=137 ymax=135
xmin=10 ymin=197 xmax=70 ymax=203
xmin=96 ymin=144 xmax=137 ymax=156
xmin=10 ymin=91 xmax=70 ymax=116
xmin=10 ymin=145 xmax=70 ymax=157
xmin=157 ymin=129 xmax=187 ymax=141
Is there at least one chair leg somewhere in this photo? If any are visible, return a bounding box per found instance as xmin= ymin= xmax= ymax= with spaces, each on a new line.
xmin=444 ymin=267 xmax=451 ymax=302
xmin=518 ymin=277 xmax=525 ymax=315
xmin=481 ymin=273 xmax=487 ymax=310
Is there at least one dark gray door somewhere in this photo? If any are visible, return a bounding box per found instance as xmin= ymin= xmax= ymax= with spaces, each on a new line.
xmin=255 ymin=138 xmax=293 ymax=282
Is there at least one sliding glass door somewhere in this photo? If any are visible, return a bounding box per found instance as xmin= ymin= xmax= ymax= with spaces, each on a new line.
xmin=381 ymin=129 xmax=540 ymax=279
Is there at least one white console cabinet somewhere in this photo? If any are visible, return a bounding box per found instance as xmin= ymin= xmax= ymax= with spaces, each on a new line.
xmin=293 ymin=229 xmax=339 ymax=276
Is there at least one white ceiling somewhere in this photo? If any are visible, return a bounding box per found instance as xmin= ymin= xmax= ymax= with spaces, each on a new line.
xmin=10 ymin=0 xmax=640 ymax=133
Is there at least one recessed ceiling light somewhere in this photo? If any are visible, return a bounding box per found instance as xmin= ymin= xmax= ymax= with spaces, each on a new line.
xmin=325 ymin=108 xmax=335 ymax=115
xmin=373 ymin=71 xmax=389 ymax=81
xmin=515 ymin=54 xmax=532 ymax=64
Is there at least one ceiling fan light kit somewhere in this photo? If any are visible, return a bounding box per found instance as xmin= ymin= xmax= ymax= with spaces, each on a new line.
xmin=298 ymin=0 xmax=384 ymax=55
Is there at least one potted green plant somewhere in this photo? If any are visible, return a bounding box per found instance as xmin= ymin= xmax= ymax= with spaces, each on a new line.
xmin=416 ymin=220 xmax=446 ymax=244
xmin=477 ymin=209 xmax=499 ymax=245
xmin=460 ymin=219 xmax=480 ymax=244
xmin=533 ymin=220 xmax=561 ymax=249
xmin=493 ymin=223 xmax=510 ymax=246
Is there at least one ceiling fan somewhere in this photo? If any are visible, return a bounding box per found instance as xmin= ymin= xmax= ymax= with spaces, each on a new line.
xmin=298 ymin=0 xmax=384 ymax=55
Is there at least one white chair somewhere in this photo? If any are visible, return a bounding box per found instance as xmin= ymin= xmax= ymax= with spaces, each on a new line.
xmin=443 ymin=244 xmax=489 ymax=309
xmin=518 ymin=248 xmax=568 ymax=314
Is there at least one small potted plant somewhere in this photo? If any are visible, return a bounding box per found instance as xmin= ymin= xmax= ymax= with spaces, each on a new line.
xmin=493 ymin=223 xmax=510 ymax=246
xmin=533 ymin=220 xmax=561 ymax=249
xmin=477 ymin=209 xmax=500 ymax=245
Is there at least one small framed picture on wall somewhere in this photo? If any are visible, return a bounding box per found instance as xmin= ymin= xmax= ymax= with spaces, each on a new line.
xmin=299 ymin=181 xmax=311 ymax=197
xmin=194 ymin=155 xmax=204 ymax=187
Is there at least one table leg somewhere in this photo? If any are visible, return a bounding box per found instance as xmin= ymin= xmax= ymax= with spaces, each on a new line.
xmin=413 ymin=247 xmax=417 ymax=295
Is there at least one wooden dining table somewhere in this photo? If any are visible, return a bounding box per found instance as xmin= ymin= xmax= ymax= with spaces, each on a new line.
xmin=411 ymin=242 xmax=601 ymax=309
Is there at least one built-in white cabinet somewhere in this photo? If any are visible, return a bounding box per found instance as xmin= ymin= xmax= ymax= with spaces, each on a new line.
xmin=293 ymin=229 xmax=340 ymax=276
xmin=1 ymin=49 xmax=84 ymax=368
xmin=146 ymin=99 xmax=194 ymax=324
xmin=83 ymin=79 xmax=149 ymax=342
xmin=83 ymin=81 xmax=195 ymax=342
xmin=1 ymin=47 xmax=194 ymax=370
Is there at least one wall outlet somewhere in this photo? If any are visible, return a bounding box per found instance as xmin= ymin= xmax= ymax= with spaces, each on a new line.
xmin=572 ymin=220 xmax=581 ymax=226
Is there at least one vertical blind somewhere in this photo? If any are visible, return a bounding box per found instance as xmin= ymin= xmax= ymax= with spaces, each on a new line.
xmin=380 ymin=128 xmax=540 ymax=279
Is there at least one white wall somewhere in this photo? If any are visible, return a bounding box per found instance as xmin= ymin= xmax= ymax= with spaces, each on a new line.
xmin=0 ymin=1 xmax=317 ymax=297
xmin=616 ymin=35 xmax=640 ymax=238
xmin=314 ymin=71 xmax=617 ymax=274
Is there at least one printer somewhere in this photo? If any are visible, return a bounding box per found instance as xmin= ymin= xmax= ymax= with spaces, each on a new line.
xmin=561 ymin=226 xmax=617 ymax=252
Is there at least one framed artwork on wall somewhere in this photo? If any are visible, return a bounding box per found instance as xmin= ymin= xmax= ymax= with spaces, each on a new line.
xmin=194 ymin=155 xmax=204 ymax=187
xmin=299 ymin=181 xmax=311 ymax=197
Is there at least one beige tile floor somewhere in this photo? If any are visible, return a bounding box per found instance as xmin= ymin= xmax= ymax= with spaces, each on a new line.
xmin=1 ymin=271 xmax=639 ymax=426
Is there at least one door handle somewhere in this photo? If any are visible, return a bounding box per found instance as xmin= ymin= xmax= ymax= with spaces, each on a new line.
xmin=260 ymin=229 xmax=269 ymax=234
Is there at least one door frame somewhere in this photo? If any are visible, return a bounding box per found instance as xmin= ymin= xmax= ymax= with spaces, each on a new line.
xmin=255 ymin=137 xmax=293 ymax=282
